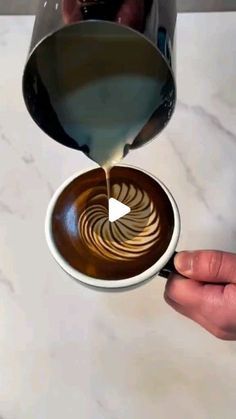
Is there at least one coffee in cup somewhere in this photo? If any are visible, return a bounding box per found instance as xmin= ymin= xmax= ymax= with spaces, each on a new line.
xmin=46 ymin=165 xmax=180 ymax=289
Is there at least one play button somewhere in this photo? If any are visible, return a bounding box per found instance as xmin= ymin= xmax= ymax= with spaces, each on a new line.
xmin=109 ymin=198 xmax=131 ymax=223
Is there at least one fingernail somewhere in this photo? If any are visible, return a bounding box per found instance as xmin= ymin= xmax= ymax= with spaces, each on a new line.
xmin=175 ymin=252 xmax=193 ymax=274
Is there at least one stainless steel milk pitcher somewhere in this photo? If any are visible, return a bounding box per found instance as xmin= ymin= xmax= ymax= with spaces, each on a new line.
xmin=23 ymin=0 xmax=177 ymax=155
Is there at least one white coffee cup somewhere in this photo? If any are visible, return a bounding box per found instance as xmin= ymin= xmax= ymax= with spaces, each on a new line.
xmin=45 ymin=165 xmax=180 ymax=289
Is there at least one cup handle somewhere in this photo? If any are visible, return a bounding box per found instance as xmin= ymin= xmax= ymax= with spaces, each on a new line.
xmin=159 ymin=251 xmax=178 ymax=279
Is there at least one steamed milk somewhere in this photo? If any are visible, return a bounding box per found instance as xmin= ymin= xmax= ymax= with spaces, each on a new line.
xmin=51 ymin=75 xmax=161 ymax=168
xmin=35 ymin=26 xmax=164 ymax=188
xmin=53 ymin=74 xmax=161 ymax=200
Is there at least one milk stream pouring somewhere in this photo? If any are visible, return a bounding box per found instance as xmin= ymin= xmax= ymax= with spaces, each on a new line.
xmin=23 ymin=0 xmax=177 ymax=172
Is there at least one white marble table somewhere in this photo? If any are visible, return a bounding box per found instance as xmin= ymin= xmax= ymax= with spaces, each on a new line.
xmin=0 ymin=13 xmax=236 ymax=419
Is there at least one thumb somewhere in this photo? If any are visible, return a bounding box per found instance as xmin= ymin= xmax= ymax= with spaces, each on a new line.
xmin=174 ymin=250 xmax=236 ymax=283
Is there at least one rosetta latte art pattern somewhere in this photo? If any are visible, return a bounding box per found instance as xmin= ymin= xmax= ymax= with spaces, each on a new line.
xmin=79 ymin=182 xmax=161 ymax=261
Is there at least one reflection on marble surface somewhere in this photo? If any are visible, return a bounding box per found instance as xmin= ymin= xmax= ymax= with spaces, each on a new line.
xmin=0 ymin=12 xmax=236 ymax=419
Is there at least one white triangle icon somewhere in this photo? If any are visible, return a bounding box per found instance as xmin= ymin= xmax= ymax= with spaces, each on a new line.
xmin=109 ymin=198 xmax=131 ymax=223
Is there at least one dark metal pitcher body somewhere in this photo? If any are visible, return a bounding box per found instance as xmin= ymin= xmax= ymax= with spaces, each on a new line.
xmin=23 ymin=0 xmax=177 ymax=156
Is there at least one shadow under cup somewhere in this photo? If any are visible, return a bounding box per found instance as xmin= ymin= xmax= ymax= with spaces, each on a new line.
xmin=45 ymin=166 xmax=180 ymax=289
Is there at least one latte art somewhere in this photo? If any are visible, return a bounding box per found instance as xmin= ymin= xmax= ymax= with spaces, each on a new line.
xmin=51 ymin=167 xmax=174 ymax=280
xmin=79 ymin=183 xmax=161 ymax=261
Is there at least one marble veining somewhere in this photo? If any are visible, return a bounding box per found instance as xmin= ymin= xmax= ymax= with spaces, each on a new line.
xmin=0 ymin=12 xmax=236 ymax=419
xmin=0 ymin=199 xmax=15 ymax=216
xmin=0 ymin=125 xmax=11 ymax=145
xmin=178 ymin=100 xmax=236 ymax=145
xmin=167 ymin=131 xmax=211 ymax=211
xmin=0 ymin=269 xmax=15 ymax=294
xmin=21 ymin=153 xmax=35 ymax=165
